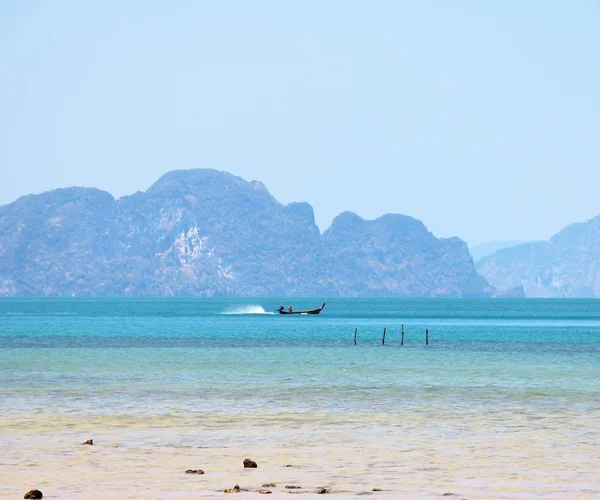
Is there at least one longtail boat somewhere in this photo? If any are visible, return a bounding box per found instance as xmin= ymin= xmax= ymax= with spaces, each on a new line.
xmin=277 ymin=303 xmax=326 ymax=315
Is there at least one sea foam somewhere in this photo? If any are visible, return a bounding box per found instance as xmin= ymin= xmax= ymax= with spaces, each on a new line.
xmin=221 ymin=305 xmax=274 ymax=315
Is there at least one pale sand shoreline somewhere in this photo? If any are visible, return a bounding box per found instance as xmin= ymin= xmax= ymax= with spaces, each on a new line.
xmin=2 ymin=410 xmax=599 ymax=499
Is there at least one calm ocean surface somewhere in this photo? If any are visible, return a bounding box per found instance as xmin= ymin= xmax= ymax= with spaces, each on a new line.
xmin=1 ymin=298 xmax=599 ymax=499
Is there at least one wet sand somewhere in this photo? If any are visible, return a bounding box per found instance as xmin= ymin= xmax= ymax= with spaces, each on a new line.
xmin=2 ymin=407 xmax=599 ymax=499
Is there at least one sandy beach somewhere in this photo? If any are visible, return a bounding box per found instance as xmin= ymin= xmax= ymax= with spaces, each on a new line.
xmin=2 ymin=405 xmax=599 ymax=499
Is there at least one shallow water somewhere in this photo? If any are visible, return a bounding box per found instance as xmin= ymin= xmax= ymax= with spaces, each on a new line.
xmin=1 ymin=298 xmax=599 ymax=498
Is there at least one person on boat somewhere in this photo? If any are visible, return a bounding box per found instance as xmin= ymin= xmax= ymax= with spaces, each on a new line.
xmin=288 ymin=305 xmax=293 ymax=313
xmin=278 ymin=305 xmax=284 ymax=313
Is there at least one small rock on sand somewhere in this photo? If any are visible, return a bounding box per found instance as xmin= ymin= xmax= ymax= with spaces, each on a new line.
xmin=24 ymin=491 xmax=43 ymax=499
xmin=258 ymin=490 xmax=272 ymax=494
xmin=243 ymin=458 xmax=257 ymax=468
xmin=81 ymin=439 xmax=93 ymax=445
xmin=317 ymin=487 xmax=328 ymax=494
xmin=262 ymin=483 xmax=276 ymax=487
xmin=285 ymin=485 xmax=301 ymax=489
xmin=224 ymin=484 xmax=241 ymax=493
xmin=185 ymin=469 xmax=204 ymax=474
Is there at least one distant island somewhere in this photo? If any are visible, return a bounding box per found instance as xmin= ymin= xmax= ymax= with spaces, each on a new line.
xmin=1 ymin=168 xmax=512 ymax=297
xmin=469 ymin=241 xmax=528 ymax=262
xmin=477 ymin=215 xmax=600 ymax=298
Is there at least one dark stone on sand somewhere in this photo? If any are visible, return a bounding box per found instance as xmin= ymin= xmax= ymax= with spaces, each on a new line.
xmin=317 ymin=487 xmax=328 ymax=494
xmin=285 ymin=485 xmax=301 ymax=489
xmin=372 ymin=488 xmax=383 ymax=491
xmin=442 ymin=494 xmax=458 ymax=497
xmin=24 ymin=491 xmax=43 ymax=499
xmin=262 ymin=483 xmax=276 ymax=487
xmin=243 ymin=458 xmax=257 ymax=468
xmin=185 ymin=469 xmax=204 ymax=474
xmin=224 ymin=484 xmax=241 ymax=493
xmin=81 ymin=439 xmax=93 ymax=445
xmin=258 ymin=490 xmax=272 ymax=494
xmin=283 ymin=464 xmax=293 ymax=467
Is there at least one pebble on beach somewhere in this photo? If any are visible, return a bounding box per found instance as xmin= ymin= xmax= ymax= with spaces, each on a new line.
xmin=81 ymin=439 xmax=93 ymax=445
xmin=285 ymin=485 xmax=302 ymax=489
xmin=243 ymin=458 xmax=257 ymax=468
xmin=224 ymin=484 xmax=241 ymax=493
xmin=262 ymin=482 xmax=276 ymax=487
xmin=258 ymin=490 xmax=272 ymax=494
xmin=317 ymin=487 xmax=328 ymax=494
xmin=24 ymin=490 xmax=43 ymax=499
xmin=185 ymin=469 xmax=204 ymax=474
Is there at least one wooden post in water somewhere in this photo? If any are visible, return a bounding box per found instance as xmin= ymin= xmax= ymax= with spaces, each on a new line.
xmin=353 ymin=328 xmax=357 ymax=345
xmin=425 ymin=328 xmax=429 ymax=345
xmin=382 ymin=327 xmax=386 ymax=345
xmin=401 ymin=324 xmax=404 ymax=346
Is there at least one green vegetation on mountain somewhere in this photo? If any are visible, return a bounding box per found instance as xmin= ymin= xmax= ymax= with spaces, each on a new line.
xmin=476 ymin=215 xmax=600 ymax=297
xmin=0 ymin=169 xmax=494 ymax=297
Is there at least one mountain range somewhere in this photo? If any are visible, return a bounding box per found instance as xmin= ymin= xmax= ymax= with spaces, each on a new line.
xmin=469 ymin=241 xmax=528 ymax=262
xmin=0 ymin=169 xmax=495 ymax=297
xmin=476 ymin=215 xmax=600 ymax=298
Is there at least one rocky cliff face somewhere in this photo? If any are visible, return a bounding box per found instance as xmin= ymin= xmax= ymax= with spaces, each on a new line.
xmin=0 ymin=169 xmax=493 ymax=297
xmin=321 ymin=212 xmax=492 ymax=297
xmin=476 ymin=215 xmax=600 ymax=297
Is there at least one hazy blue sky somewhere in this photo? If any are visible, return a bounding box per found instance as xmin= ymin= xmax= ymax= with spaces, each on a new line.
xmin=1 ymin=1 xmax=599 ymax=245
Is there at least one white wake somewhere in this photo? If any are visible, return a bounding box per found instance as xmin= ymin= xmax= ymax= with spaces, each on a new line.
xmin=221 ymin=305 xmax=274 ymax=315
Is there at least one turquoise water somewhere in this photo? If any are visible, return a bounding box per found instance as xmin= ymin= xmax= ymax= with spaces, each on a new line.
xmin=1 ymin=298 xmax=599 ymax=415
xmin=1 ymin=298 xmax=599 ymax=499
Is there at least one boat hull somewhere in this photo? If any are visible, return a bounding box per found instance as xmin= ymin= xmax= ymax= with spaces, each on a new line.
xmin=278 ymin=303 xmax=326 ymax=315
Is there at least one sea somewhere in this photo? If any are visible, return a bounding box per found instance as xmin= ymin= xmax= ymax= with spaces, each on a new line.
xmin=0 ymin=298 xmax=598 ymax=499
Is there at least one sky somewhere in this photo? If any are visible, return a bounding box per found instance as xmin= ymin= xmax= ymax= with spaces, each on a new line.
xmin=1 ymin=1 xmax=599 ymax=245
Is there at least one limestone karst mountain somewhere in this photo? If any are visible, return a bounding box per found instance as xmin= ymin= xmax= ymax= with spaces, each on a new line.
xmin=477 ymin=215 xmax=600 ymax=298
xmin=0 ymin=169 xmax=494 ymax=297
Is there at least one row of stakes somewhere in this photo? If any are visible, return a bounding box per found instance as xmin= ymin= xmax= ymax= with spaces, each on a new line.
xmin=353 ymin=325 xmax=429 ymax=345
